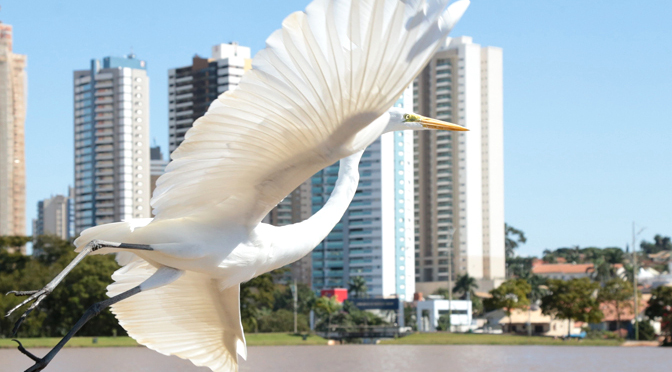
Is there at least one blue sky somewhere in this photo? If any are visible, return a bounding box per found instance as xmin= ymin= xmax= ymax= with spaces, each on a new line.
xmin=3 ymin=0 xmax=671 ymax=257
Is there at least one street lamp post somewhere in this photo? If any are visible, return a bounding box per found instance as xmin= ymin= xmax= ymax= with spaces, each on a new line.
xmin=632 ymin=222 xmax=645 ymax=341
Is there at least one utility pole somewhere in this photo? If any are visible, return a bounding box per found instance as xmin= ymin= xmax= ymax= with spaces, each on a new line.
xmin=632 ymin=223 xmax=645 ymax=341
xmin=291 ymin=279 xmax=298 ymax=334
xmin=447 ymin=227 xmax=454 ymax=332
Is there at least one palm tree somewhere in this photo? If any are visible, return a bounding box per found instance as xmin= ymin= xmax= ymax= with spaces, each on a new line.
xmin=348 ymin=276 xmax=368 ymax=298
xmin=315 ymin=296 xmax=342 ymax=337
xmin=587 ymin=257 xmax=614 ymax=284
xmin=523 ymin=273 xmax=548 ymax=303
xmin=453 ymin=274 xmax=478 ymax=299
xmin=505 ymin=224 xmax=527 ymax=258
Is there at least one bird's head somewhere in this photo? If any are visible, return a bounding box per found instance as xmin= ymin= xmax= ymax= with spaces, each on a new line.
xmin=384 ymin=107 xmax=468 ymax=133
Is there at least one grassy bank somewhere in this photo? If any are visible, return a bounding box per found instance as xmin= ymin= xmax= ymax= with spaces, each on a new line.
xmin=380 ymin=332 xmax=623 ymax=346
xmin=0 ymin=333 xmax=328 ymax=349
xmin=1 ymin=332 xmax=625 ymax=349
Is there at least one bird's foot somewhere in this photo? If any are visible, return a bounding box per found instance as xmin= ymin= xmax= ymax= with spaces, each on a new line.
xmin=5 ymin=286 xmax=54 ymax=335
xmin=12 ymin=339 xmax=49 ymax=372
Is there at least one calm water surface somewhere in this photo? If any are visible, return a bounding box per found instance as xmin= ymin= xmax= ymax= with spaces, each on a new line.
xmin=1 ymin=345 xmax=670 ymax=372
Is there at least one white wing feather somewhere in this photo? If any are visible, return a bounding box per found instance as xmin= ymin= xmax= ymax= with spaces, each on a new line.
xmin=107 ymin=260 xmax=246 ymax=372
xmin=150 ymin=0 xmax=469 ymax=228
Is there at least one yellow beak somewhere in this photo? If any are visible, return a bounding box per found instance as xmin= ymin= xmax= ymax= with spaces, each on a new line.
xmin=419 ymin=116 xmax=468 ymax=131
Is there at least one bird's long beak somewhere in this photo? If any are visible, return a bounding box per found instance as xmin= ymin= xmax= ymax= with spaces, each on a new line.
xmin=419 ymin=116 xmax=468 ymax=131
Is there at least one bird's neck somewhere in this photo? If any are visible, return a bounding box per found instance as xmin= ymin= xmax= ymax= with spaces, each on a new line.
xmin=267 ymin=150 xmax=364 ymax=270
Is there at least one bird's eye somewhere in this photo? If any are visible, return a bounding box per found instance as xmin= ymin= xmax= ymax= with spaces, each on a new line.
xmin=404 ymin=114 xmax=410 ymax=121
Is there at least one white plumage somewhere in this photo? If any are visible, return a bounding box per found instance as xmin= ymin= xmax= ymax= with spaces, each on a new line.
xmin=87 ymin=1 xmax=469 ymax=370
xmin=9 ymin=1 xmax=470 ymax=371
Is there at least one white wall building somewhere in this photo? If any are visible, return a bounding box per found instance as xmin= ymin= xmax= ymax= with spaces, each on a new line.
xmin=311 ymin=87 xmax=415 ymax=300
xmin=73 ymin=55 xmax=151 ymax=234
xmin=413 ymin=36 xmax=504 ymax=292
xmin=417 ymin=299 xmax=473 ymax=332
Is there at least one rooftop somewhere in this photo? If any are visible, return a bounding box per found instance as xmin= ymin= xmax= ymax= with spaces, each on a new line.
xmin=532 ymin=263 xmax=594 ymax=275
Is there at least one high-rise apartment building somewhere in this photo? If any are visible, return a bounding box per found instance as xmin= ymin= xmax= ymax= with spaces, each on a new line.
xmin=413 ymin=36 xmax=504 ymax=292
xmin=73 ymin=55 xmax=151 ymax=235
xmin=33 ymin=188 xmax=74 ymax=240
xmin=168 ymin=42 xmax=251 ymax=153
xmin=149 ymin=145 xmax=168 ymax=197
xmin=310 ymin=88 xmax=415 ymax=300
xmin=0 ymin=22 xmax=26 ymax=238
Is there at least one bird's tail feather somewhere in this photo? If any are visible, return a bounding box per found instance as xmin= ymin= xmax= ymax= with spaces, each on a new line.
xmin=107 ymin=259 xmax=246 ymax=372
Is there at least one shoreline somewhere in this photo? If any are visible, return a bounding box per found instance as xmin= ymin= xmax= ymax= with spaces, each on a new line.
xmin=0 ymin=332 xmax=635 ymax=349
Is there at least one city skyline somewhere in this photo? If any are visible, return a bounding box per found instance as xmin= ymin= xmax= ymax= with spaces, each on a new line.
xmin=2 ymin=1 xmax=671 ymax=256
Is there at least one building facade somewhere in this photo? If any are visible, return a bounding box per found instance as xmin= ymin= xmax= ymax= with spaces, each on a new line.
xmin=73 ymin=55 xmax=151 ymax=235
xmin=0 ymin=23 xmax=26 ymax=238
xmin=149 ymin=145 xmax=168 ymax=198
xmin=33 ymin=188 xmax=74 ymax=240
xmin=310 ymin=87 xmax=415 ymax=300
xmin=413 ymin=36 xmax=504 ymax=292
xmin=168 ymin=42 xmax=251 ymax=153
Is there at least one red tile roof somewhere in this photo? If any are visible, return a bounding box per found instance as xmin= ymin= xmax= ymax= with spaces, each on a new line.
xmin=532 ymin=263 xmax=594 ymax=275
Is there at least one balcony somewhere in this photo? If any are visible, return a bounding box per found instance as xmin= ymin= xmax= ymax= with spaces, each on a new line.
xmin=95 ymin=161 xmax=113 ymax=168
xmin=95 ymin=112 xmax=113 ymax=120
xmin=94 ymin=89 xmax=114 ymax=97
xmin=95 ymin=153 xmax=114 ymax=161
xmin=95 ymin=145 xmax=113 ymax=153
xmin=95 ymin=97 xmax=113 ymax=104
xmin=95 ymin=136 xmax=114 ymax=145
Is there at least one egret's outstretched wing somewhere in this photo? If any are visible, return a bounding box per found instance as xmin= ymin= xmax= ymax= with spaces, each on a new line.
xmin=151 ymin=0 xmax=469 ymax=227
xmin=107 ymin=260 xmax=246 ymax=372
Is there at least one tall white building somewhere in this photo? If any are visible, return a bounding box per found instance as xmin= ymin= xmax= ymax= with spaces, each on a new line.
xmin=0 ymin=22 xmax=27 ymax=239
xmin=311 ymin=87 xmax=415 ymax=300
xmin=73 ymin=55 xmax=151 ymax=235
xmin=168 ymin=42 xmax=251 ymax=153
xmin=413 ymin=36 xmax=504 ymax=292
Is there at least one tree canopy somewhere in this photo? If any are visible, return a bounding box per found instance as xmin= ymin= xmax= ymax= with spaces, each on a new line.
xmin=541 ymin=278 xmax=603 ymax=335
xmin=640 ymin=235 xmax=672 ymax=255
xmin=504 ymin=224 xmax=526 ymax=258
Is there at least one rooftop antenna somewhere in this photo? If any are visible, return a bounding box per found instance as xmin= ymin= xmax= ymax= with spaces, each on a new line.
xmin=128 ymin=46 xmax=135 ymax=59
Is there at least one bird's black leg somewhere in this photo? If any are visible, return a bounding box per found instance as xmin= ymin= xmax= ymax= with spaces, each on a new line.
xmin=4 ymin=239 xmax=153 ymax=335
xmin=15 ymin=286 xmax=142 ymax=372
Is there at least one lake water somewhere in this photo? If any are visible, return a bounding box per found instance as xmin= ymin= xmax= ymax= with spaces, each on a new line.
xmin=1 ymin=345 xmax=670 ymax=371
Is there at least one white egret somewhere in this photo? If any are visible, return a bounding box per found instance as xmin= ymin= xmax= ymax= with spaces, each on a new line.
xmin=6 ymin=0 xmax=469 ymax=371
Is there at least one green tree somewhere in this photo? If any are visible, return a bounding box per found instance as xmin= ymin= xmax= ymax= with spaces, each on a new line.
xmin=437 ymin=314 xmax=451 ymax=331
xmin=348 ymin=276 xmax=368 ymax=298
xmin=273 ymin=282 xmax=317 ymax=316
xmin=541 ymin=278 xmax=603 ymax=336
xmin=588 ymin=257 xmax=615 ymax=284
xmin=257 ymin=309 xmax=310 ymax=332
xmin=505 ymin=224 xmax=526 ymax=258
xmin=484 ymin=279 xmax=530 ymax=333
xmin=640 ymin=235 xmax=672 ymax=255
xmin=506 ymin=256 xmax=533 ymax=278
xmin=315 ymin=296 xmax=342 ymax=336
xmin=240 ymin=271 xmax=277 ymax=333
xmin=0 ymin=235 xmax=32 ymax=250
xmin=523 ymin=274 xmax=548 ymax=303
xmin=645 ymin=286 xmax=672 ymax=345
xmin=598 ymin=278 xmax=634 ymax=332
xmin=637 ymin=320 xmax=656 ymax=341
xmin=452 ymin=274 xmax=478 ymax=299
xmin=603 ymin=248 xmax=625 ymax=264
xmin=1 ymin=235 xmax=122 ymax=338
